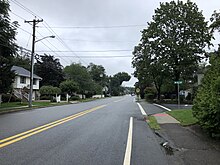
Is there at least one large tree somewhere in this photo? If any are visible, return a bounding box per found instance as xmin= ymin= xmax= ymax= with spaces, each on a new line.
xmin=139 ymin=0 xmax=212 ymax=95
xmin=0 ymin=0 xmax=18 ymax=104
xmin=132 ymin=42 xmax=171 ymax=100
xmin=35 ymin=54 xmax=64 ymax=87
xmin=87 ymin=63 xmax=107 ymax=85
xmin=110 ymin=72 xmax=131 ymax=96
xmin=64 ymin=63 xmax=93 ymax=97
xmin=13 ymin=54 xmax=30 ymax=70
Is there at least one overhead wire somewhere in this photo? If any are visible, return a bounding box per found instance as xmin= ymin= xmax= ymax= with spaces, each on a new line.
xmin=38 ymin=24 xmax=146 ymax=29
xmin=9 ymin=9 xmax=71 ymax=65
xmin=36 ymin=31 xmax=71 ymax=65
xmin=36 ymin=49 xmax=133 ymax=53
xmin=10 ymin=0 xmax=87 ymax=65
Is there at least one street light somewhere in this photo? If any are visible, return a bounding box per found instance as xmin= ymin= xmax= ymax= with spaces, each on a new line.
xmin=35 ymin=35 xmax=55 ymax=43
xmin=28 ymin=35 xmax=55 ymax=108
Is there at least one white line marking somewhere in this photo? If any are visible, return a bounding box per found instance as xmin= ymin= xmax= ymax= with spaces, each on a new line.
xmin=123 ymin=117 xmax=133 ymax=165
xmin=153 ymin=103 xmax=172 ymax=111
xmin=137 ymin=103 xmax=147 ymax=116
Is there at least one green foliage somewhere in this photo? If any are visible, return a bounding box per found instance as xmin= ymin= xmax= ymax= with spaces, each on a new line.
xmin=192 ymin=50 xmax=220 ymax=135
xmin=35 ymin=54 xmax=64 ymax=87
xmin=87 ymin=63 xmax=107 ymax=85
xmin=64 ymin=63 xmax=93 ymax=95
xmin=0 ymin=0 xmax=18 ymax=94
xmin=2 ymin=94 xmax=21 ymax=102
xmin=59 ymin=80 xmax=79 ymax=95
xmin=144 ymin=87 xmax=157 ymax=101
xmin=13 ymin=54 xmax=30 ymax=70
xmin=69 ymin=95 xmax=80 ymax=101
xmin=210 ymin=10 xmax=220 ymax=32
xmin=132 ymin=0 xmax=212 ymax=99
xmin=39 ymin=86 xmax=61 ymax=95
xmin=109 ymin=72 xmax=131 ymax=96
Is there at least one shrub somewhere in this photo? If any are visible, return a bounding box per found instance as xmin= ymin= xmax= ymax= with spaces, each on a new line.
xmin=69 ymin=95 xmax=80 ymax=101
xmin=192 ymin=53 xmax=220 ymax=136
xmin=40 ymin=95 xmax=51 ymax=100
xmin=145 ymin=93 xmax=155 ymax=102
xmin=2 ymin=94 xmax=21 ymax=102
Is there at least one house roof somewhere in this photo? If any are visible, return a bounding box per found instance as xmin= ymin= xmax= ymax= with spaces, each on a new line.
xmin=11 ymin=66 xmax=42 ymax=80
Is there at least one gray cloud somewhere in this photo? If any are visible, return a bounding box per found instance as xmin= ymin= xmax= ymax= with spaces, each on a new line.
xmin=9 ymin=0 xmax=220 ymax=86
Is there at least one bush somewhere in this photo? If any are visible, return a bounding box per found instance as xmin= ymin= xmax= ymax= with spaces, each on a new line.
xmin=144 ymin=87 xmax=156 ymax=101
xmin=2 ymin=94 xmax=21 ymax=102
xmin=145 ymin=93 xmax=155 ymax=102
xmin=69 ymin=95 xmax=80 ymax=101
xmin=40 ymin=95 xmax=51 ymax=100
xmin=192 ymin=53 xmax=220 ymax=136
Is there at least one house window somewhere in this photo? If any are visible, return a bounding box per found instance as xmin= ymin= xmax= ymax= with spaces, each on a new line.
xmin=33 ymin=78 xmax=37 ymax=85
xmin=20 ymin=76 xmax=26 ymax=84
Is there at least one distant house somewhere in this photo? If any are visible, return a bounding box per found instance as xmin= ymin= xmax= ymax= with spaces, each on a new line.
xmin=11 ymin=66 xmax=42 ymax=101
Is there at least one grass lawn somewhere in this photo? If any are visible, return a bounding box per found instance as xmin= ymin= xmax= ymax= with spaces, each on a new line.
xmin=0 ymin=102 xmax=28 ymax=109
xmin=0 ymin=101 xmax=69 ymax=112
xmin=167 ymin=109 xmax=198 ymax=126
xmin=147 ymin=116 xmax=161 ymax=130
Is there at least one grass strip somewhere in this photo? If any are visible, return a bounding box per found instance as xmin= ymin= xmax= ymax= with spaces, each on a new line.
xmin=147 ymin=116 xmax=160 ymax=130
xmin=167 ymin=109 xmax=198 ymax=126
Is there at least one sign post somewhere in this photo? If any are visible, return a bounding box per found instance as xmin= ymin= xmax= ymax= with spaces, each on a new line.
xmin=174 ymin=81 xmax=182 ymax=109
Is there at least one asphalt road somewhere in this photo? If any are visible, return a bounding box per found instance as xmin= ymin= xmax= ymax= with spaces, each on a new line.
xmin=0 ymin=96 xmax=167 ymax=165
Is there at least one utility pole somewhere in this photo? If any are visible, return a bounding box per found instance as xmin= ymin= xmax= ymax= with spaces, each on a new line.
xmin=25 ymin=19 xmax=43 ymax=108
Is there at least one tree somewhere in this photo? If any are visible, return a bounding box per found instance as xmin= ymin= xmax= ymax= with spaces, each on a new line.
xmin=140 ymin=0 xmax=212 ymax=96
xmin=110 ymin=72 xmax=131 ymax=96
xmin=39 ymin=85 xmax=61 ymax=101
xmin=64 ymin=63 xmax=93 ymax=97
xmin=35 ymin=54 xmax=64 ymax=87
xmin=192 ymin=48 xmax=220 ymax=135
xmin=132 ymin=42 xmax=171 ymax=100
xmin=59 ymin=80 xmax=79 ymax=95
xmin=0 ymin=0 xmax=18 ymax=104
xmin=13 ymin=54 xmax=30 ymax=70
xmin=210 ymin=10 xmax=220 ymax=32
xmin=87 ymin=63 xmax=107 ymax=85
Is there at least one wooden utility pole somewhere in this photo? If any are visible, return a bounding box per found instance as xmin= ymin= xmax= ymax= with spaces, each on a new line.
xmin=25 ymin=19 xmax=43 ymax=108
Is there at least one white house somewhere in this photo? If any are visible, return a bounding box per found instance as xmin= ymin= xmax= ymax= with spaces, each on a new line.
xmin=11 ymin=66 xmax=42 ymax=101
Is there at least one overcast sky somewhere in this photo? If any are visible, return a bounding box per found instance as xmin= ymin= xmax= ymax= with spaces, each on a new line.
xmin=9 ymin=0 xmax=220 ymax=86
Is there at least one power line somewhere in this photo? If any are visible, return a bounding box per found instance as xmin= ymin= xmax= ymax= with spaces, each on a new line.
xmin=10 ymin=0 xmax=42 ymax=19
xmin=41 ymin=22 xmax=88 ymax=65
xmin=36 ymin=31 xmax=71 ymax=65
xmin=36 ymin=49 xmax=133 ymax=53
xmin=61 ymin=39 xmax=137 ymax=43
xmin=9 ymin=1 xmax=86 ymax=65
xmin=38 ymin=24 xmax=146 ymax=29
xmin=52 ymin=55 xmax=132 ymax=58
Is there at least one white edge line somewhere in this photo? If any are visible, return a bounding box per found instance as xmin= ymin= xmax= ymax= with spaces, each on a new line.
xmin=137 ymin=103 xmax=147 ymax=116
xmin=123 ymin=117 xmax=133 ymax=165
xmin=153 ymin=103 xmax=172 ymax=111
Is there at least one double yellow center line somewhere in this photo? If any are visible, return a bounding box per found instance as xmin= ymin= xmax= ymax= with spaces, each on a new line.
xmin=0 ymin=104 xmax=106 ymax=148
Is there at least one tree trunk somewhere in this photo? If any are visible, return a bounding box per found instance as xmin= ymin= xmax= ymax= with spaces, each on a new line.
xmin=157 ymin=88 xmax=161 ymax=101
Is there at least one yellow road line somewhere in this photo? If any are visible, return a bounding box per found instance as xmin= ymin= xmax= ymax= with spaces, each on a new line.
xmin=0 ymin=105 xmax=106 ymax=148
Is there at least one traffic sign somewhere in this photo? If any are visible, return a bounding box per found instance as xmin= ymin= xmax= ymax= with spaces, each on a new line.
xmin=136 ymin=88 xmax=140 ymax=93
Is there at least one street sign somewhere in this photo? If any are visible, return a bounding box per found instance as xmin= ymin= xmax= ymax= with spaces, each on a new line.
xmin=174 ymin=81 xmax=182 ymax=84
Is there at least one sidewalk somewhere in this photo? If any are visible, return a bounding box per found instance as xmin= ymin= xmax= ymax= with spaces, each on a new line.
xmin=139 ymin=101 xmax=220 ymax=165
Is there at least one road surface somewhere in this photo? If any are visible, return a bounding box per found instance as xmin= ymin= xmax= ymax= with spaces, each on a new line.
xmin=0 ymin=96 xmax=167 ymax=165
